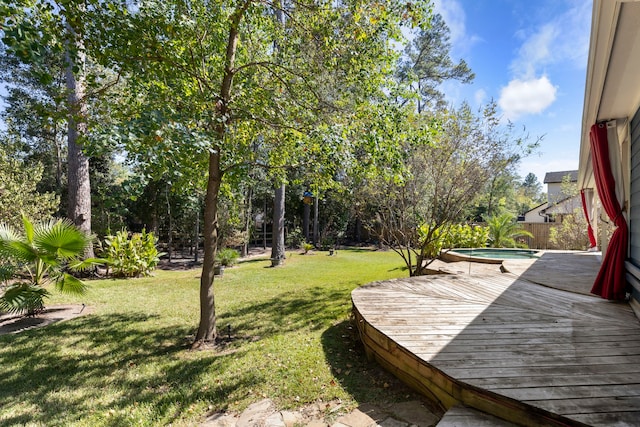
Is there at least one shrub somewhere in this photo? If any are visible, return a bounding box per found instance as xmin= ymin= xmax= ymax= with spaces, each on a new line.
xmin=442 ymin=224 xmax=489 ymax=249
xmin=216 ymin=248 xmax=239 ymax=267
xmin=484 ymin=213 xmax=534 ymax=248
xmin=102 ymin=229 xmax=163 ymax=278
xmin=549 ymin=209 xmax=591 ymax=250
xmin=285 ymin=227 xmax=304 ymax=249
xmin=0 ymin=215 xmax=99 ymax=314
xmin=302 ymin=242 xmax=314 ymax=254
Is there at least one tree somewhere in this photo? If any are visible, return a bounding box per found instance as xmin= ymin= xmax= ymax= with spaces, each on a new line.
xmin=0 ymin=47 xmax=67 ymax=200
xmin=2 ymin=1 xmax=124 ymax=257
xmin=522 ymin=172 xmax=543 ymax=200
xmin=0 ymin=136 xmax=59 ymax=229
xmin=397 ymin=13 xmax=474 ymax=112
xmin=94 ymin=0 xmax=430 ymax=346
xmin=361 ymin=102 xmax=533 ymax=275
xmin=0 ymin=215 xmax=100 ymax=315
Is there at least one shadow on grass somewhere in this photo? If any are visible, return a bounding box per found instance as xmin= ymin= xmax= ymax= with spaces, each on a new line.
xmin=319 ymin=320 xmax=418 ymax=406
xmin=219 ymin=286 xmax=353 ymax=338
xmin=0 ymin=312 xmax=254 ymax=426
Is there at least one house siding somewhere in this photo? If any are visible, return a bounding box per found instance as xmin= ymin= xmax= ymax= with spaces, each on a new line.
xmin=630 ymin=106 xmax=640 ymax=268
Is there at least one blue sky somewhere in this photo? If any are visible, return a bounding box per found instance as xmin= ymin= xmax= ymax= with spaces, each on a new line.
xmin=431 ymin=0 xmax=592 ymax=186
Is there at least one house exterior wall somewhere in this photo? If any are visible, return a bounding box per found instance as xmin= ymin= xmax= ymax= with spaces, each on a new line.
xmin=523 ymin=204 xmax=548 ymax=223
xmin=630 ymin=106 xmax=640 ymax=267
xmin=547 ymin=182 xmax=566 ymax=204
xmin=629 ymin=106 xmax=640 ymax=306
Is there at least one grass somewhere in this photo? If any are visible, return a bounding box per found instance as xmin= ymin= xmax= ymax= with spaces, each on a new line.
xmin=0 ymin=248 xmax=414 ymax=426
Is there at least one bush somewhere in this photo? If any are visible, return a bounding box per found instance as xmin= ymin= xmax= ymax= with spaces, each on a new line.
xmin=102 ymin=229 xmax=163 ymax=278
xmin=302 ymin=242 xmax=314 ymax=254
xmin=0 ymin=215 xmax=99 ymax=314
xmin=285 ymin=227 xmax=304 ymax=249
xmin=216 ymin=248 xmax=239 ymax=267
xmin=549 ymin=209 xmax=591 ymax=250
xmin=442 ymin=224 xmax=489 ymax=249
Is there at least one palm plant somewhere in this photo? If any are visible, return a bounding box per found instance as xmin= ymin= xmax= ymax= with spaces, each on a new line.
xmin=486 ymin=213 xmax=534 ymax=248
xmin=0 ymin=215 xmax=101 ymax=315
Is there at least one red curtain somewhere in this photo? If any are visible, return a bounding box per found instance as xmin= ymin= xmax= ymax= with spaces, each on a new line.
xmin=589 ymin=123 xmax=628 ymax=300
xmin=580 ymin=189 xmax=597 ymax=248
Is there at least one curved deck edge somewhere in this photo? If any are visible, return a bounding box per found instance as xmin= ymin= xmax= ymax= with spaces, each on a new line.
xmin=352 ymin=303 xmax=589 ymax=427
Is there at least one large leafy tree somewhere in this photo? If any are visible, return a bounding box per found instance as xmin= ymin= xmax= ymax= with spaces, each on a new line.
xmin=2 ymin=1 xmax=125 ymax=256
xmin=92 ymin=0 xmax=430 ymax=346
xmin=0 ymin=48 xmax=67 ymax=199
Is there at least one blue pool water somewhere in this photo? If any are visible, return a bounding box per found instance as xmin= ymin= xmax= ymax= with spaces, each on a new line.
xmin=450 ymin=248 xmax=540 ymax=259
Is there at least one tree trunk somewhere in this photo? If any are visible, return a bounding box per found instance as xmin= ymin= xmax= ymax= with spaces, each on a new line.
xmin=303 ymin=202 xmax=310 ymax=241
xmin=241 ymin=187 xmax=253 ymax=257
xmin=65 ymin=38 xmax=94 ymax=258
xmin=194 ymin=151 xmax=221 ymax=346
xmin=166 ymin=186 xmax=172 ymax=263
xmin=271 ymin=183 xmax=286 ymax=266
xmin=194 ymin=207 xmax=200 ymax=263
xmin=194 ymin=1 xmax=249 ymax=347
xmin=313 ymin=195 xmax=319 ymax=246
xmin=263 ymin=196 xmax=268 ymax=250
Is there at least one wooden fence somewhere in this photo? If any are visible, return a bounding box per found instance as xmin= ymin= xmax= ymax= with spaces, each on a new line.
xmin=519 ymin=222 xmax=555 ymax=249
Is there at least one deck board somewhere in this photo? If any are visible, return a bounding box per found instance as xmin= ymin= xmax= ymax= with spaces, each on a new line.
xmin=352 ymin=259 xmax=640 ymax=427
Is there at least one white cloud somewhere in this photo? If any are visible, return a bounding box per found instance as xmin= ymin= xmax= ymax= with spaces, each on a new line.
xmin=434 ymin=0 xmax=466 ymax=46
xmin=474 ymin=89 xmax=487 ymax=107
xmin=512 ymin=24 xmax=558 ymax=78
xmin=499 ymin=0 xmax=590 ymax=120
xmin=433 ymin=0 xmax=481 ymax=55
xmin=499 ymin=76 xmax=557 ymax=120
xmin=510 ymin=1 xmax=591 ymax=78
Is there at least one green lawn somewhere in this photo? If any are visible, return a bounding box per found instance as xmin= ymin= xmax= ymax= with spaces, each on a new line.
xmin=0 ymin=249 xmax=412 ymax=426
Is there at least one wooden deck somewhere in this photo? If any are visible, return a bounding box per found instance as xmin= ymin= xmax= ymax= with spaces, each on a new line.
xmin=352 ymin=256 xmax=640 ymax=427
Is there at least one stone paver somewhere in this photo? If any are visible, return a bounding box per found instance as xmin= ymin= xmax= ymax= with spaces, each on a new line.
xmin=281 ymin=410 xmax=303 ymax=427
xmin=378 ymin=417 xmax=409 ymax=427
xmin=236 ymin=399 xmax=276 ymax=427
xmin=336 ymin=408 xmax=377 ymax=427
xmin=388 ymin=401 xmax=439 ymax=427
xmin=202 ymin=398 xmax=441 ymax=427
xmin=264 ymin=412 xmax=286 ymax=427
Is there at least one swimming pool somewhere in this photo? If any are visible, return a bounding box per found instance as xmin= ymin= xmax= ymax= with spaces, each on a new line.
xmin=441 ymin=248 xmax=542 ymax=263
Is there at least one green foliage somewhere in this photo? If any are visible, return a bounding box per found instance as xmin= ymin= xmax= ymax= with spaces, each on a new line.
xmin=0 ymin=215 xmax=98 ymax=315
xmin=414 ymin=223 xmax=488 ymax=262
xmin=285 ymin=227 xmax=305 ymax=249
xmin=362 ymin=102 xmax=533 ymax=276
xmin=398 ymin=13 xmax=475 ymax=111
xmin=0 ymin=140 xmax=59 ymax=229
xmin=302 ymin=242 xmax=315 ymax=254
xmin=486 ymin=213 xmax=534 ymax=248
xmin=549 ymin=209 xmax=590 ymax=250
xmin=442 ymin=224 xmax=489 ymax=249
xmin=216 ymin=248 xmax=239 ymax=267
xmin=101 ymin=230 xmax=163 ymax=278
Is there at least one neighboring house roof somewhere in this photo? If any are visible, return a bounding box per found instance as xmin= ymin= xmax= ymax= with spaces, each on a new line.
xmin=544 ymin=170 xmax=578 ymax=184
xmin=542 ymin=194 xmax=582 ymax=215
xmin=522 ymin=202 xmax=548 ymax=215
